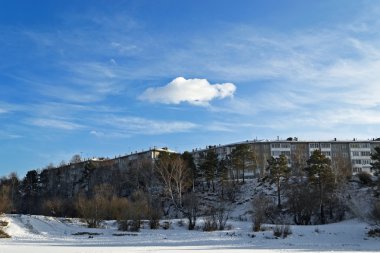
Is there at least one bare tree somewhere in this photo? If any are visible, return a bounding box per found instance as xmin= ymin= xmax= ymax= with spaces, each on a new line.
xmin=43 ymin=197 xmax=64 ymax=216
xmin=155 ymin=153 xmax=191 ymax=208
xmin=70 ymin=154 xmax=82 ymax=164
xmin=59 ymin=160 xmax=67 ymax=167
xmin=0 ymin=184 xmax=11 ymax=214
xmin=155 ymin=153 xmax=196 ymax=229
xmin=182 ymin=192 xmax=199 ymax=230
xmin=331 ymin=152 xmax=352 ymax=183
xmin=287 ymin=182 xmax=318 ymax=225
xmin=252 ymin=193 xmax=275 ymax=231
xmin=75 ymin=184 xmax=113 ymax=228
xmin=290 ymin=144 xmax=308 ymax=178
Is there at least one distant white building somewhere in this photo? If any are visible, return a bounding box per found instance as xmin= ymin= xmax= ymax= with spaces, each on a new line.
xmin=192 ymin=138 xmax=380 ymax=176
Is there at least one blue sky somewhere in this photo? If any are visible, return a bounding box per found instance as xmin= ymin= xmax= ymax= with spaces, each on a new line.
xmin=1 ymin=0 xmax=380 ymax=176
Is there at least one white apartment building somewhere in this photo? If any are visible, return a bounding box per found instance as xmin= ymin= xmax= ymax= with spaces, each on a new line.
xmin=192 ymin=138 xmax=380 ymax=175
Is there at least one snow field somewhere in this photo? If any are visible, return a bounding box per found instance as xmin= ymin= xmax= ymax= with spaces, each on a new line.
xmin=0 ymin=214 xmax=379 ymax=252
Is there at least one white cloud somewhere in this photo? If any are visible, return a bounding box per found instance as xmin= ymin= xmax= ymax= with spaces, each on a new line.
xmin=139 ymin=77 xmax=236 ymax=106
xmin=0 ymin=108 xmax=7 ymax=114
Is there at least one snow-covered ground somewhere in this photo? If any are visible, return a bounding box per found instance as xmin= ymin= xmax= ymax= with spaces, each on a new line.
xmin=0 ymin=214 xmax=379 ymax=252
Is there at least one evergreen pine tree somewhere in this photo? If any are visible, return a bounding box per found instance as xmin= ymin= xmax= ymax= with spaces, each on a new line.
xmin=371 ymin=146 xmax=380 ymax=176
xmin=305 ymin=149 xmax=335 ymax=224
xmin=266 ymin=154 xmax=290 ymax=208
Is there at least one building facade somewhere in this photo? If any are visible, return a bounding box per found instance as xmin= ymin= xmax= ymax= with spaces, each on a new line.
xmin=192 ymin=138 xmax=380 ymax=176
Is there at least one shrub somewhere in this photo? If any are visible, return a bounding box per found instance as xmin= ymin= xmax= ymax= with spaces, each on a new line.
xmin=287 ymin=182 xmax=318 ymax=225
xmin=253 ymin=219 xmax=261 ymax=232
xmin=273 ymin=224 xmax=292 ymax=238
xmin=202 ymin=216 xmax=217 ymax=232
xmin=161 ymin=221 xmax=171 ymax=230
xmin=177 ymin=219 xmax=185 ymax=227
xmin=0 ymin=229 xmax=10 ymax=239
xmin=358 ymin=172 xmax=372 ymax=185
xmin=273 ymin=225 xmax=282 ymax=237
xmin=282 ymin=224 xmax=292 ymax=238
xmin=367 ymin=228 xmax=380 ymax=237
xmin=371 ymin=201 xmax=380 ymax=223
xmin=214 ymin=203 xmax=229 ymax=230
xmin=252 ymin=194 xmax=275 ymax=231
xmin=118 ymin=220 xmax=130 ymax=231
xmin=128 ymin=220 xmax=141 ymax=232
xmin=118 ymin=220 xmax=141 ymax=232
xmin=0 ymin=220 xmax=8 ymax=227
xmin=148 ymin=206 xmax=161 ymax=230
xmin=149 ymin=217 xmax=160 ymax=230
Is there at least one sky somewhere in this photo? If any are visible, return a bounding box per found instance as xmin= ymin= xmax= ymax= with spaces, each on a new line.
xmin=1 ymin=0 xmax=380 ymax=177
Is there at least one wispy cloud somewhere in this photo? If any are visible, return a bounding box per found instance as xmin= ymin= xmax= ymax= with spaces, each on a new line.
xmin=29 ymin=118 xmax=84 ymax=130
xmin=0 ymin=130 xmax=22 ymax=139
xmin=93 ymin=116 xmax=198 ymax=137
xmin=175 ymin=19 xmax=380 ymax=130
xmin=3 ymin=4 xmax=380 ymax=140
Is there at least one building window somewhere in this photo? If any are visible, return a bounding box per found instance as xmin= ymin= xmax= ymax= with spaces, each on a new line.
xmin=360 ymin=143 xmax=370 ymax=148
xmin=350 ymin=143 xmax=360 ymax=148
xmin=309 ymin=143 xmax=319 ymax=148
xmin=321 ymin=143 xmax=331 ymax=149
xmin=322 ymin=151 xmax=331 ymax=156
xmin=362 ymin=160 xmax=371 ymax=165
xmin=361 ymin=151 xmax=371 ymax=156
xmin=271 ymin=143 xmax=281 ymax=148
xmin=352 ymin=151 xmax=360 ymax=156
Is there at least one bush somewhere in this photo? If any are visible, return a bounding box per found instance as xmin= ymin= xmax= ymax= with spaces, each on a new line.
xmin=253 ymin=219 xmax=261 ymax=232
xmin=117 ymin=190 xmax=149 ymax=232
xmin=161 ymin=221 xmax=171 ymax=230
xmin=118 ymin=220 xmax=141 ymax=232
xmin=128 ymin=220 xmax=141 ymax=232
xmin=177 ymin=219 xmax=185 ymax=227
xmin=202 ymin=216 xmax=217 ymax=232
xmin=149 ymin=217 xmax=160 ymax=230
xmin=0 ymin=220 xmax=8 ymax=227
xmin=273 ymin=225 xmax=282 ymax=237
xmin=368 ymin=228 xmax=380 ymax=237
xmin=0 ymin=229 xmax=10 ymax=239
xmin=287 ymin=182 xmax=318 ymax=225
xmin=118 ymin=220 xmax=130 ymax=231
xmin=282 ymin=224 xmax=292 ymax=238
xmin=371 ymin=201 xmax=380 ymax=223
xmin=148 ymin=206 xmax=161 ymax=230
xmin=358 ymin=172 xmax=372 ymax=185
xmin=252 ymin=194 xmax=275 ymax=231
xmin=273 ymin=224 xmax=292 ymax=238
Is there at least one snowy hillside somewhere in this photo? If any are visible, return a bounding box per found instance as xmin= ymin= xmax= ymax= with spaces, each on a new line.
xmin=0 ymin=214 xmax=379 ymax=253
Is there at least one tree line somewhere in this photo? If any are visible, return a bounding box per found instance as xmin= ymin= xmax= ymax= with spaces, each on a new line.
xmin=1 ymin=145 xmax=380 ymax=232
